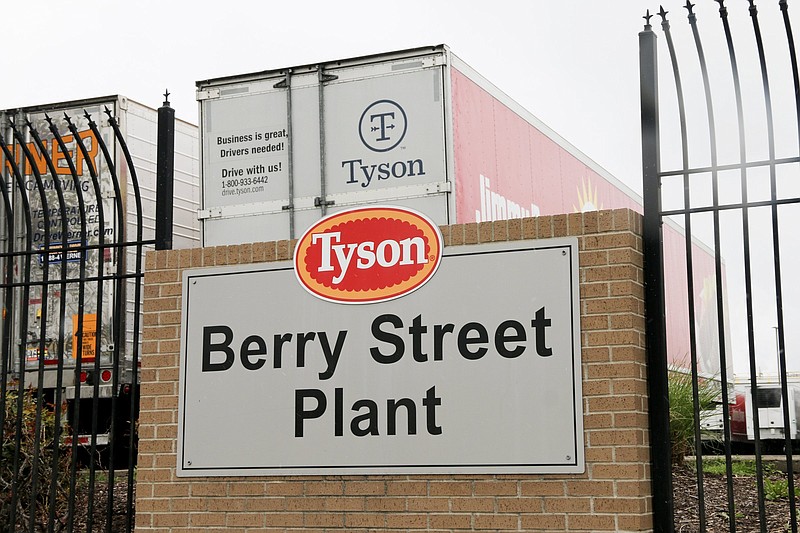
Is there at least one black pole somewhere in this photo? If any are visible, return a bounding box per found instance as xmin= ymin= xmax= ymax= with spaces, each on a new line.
xmin=640 ymin=12 xmax=674 ymax=533
xmin=156 ymin=90 xmax=175 ymax=250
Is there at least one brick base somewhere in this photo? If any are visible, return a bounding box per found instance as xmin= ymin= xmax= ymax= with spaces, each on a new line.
xmin=136 ymin=208 xmax=651 ymax=532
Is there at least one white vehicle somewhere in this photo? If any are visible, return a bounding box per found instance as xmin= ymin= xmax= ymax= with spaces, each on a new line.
xmin=731 ymin=375 xmax=800 ymax=452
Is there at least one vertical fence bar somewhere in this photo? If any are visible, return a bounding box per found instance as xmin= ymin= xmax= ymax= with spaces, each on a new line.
xmin=658 ymin=4 xmax=712 ymax=527
xmin=65 ymin=114 xmax=106 ymax=533
xmin=106 ymin=106 xmax=144 ymax=533
xmin=640 ymin=13 xmax=675 ymax=533
xmin=46 ymin=115 xmax=90 ymax=533
xmin=683 ymin=3 xmax=745 ymax=531
xmin=27 ymin=122 xmax=73 ymax=533
xmin=0 ymin=127 xmax=19 ymax=533
xmin=1 ymin=118 xmax=36 ymax=532
xmin=750 ymin=3 xmax=797 ymax=531
xmin=714 ymin=3 xmax=758 ymax=532
xmin=780 ymin=7 xmax=800 ymax=531
xmin=10 ymin=120 xmax=55 ymax=533
xmin=86 ymin=109 xmax=127 ymax=532
xmin=743 ymin=2 xmax=778 ymax=530
xmin=0 ymin=123 xmax=14 ymax=479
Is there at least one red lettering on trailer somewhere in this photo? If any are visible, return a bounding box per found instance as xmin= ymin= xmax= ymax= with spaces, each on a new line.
xmin=294 ymin=207 xmax=442 ymax=304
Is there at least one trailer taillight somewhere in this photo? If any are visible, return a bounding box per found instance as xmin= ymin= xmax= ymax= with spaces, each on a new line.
xmin=101 ymin=370 xmax=112 ymax=382
xmin=79 ymin=371 xmax=88 ymax=383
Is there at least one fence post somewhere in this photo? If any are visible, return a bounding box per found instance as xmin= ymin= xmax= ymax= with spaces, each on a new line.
xmin=640 ymin=12 xmax=674 ymax=533
xmin=156 ymin=91 xmax=175 ymax=251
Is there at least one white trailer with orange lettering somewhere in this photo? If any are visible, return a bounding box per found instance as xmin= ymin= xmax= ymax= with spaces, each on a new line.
xmin=1 ymin=95 xmax=200 ymax=457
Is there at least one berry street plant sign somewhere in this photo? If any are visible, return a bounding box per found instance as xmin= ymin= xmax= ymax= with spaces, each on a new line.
xmin=178 ymin=229 xmax=583 ymax=476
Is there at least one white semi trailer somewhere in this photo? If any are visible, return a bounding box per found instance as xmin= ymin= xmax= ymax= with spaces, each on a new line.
xmin=1 ymin=95 xmax=199 ymax=455
xmin=195 ymin=44 xmax=726 ymax=378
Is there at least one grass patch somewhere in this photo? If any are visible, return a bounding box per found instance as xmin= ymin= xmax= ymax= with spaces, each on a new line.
xmin=696 ymin=458 xmax=800 ymax=501
xmin=699 ymin=458 xmax=762 ymax=477
xmin=764 ymin=478 xmax=800 ymax=501
xmin=668 ymin=366 xmax=721 ymax=463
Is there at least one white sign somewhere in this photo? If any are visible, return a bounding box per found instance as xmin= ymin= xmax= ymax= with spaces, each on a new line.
xmin=177 ymin=238 xmax=583 ymax=476
xmin=201 ymin=90 xmax=289 ymax=209
xmin=324 ymin=70 xmax=447 ymax=196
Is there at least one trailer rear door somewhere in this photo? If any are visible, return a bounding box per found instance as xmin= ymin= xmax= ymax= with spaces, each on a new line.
xmin=198 ymin=50 xmax=450 ymax=246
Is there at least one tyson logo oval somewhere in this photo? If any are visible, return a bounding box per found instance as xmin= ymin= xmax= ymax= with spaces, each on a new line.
xmin=294 ymin=206 xmax=443 ymax=304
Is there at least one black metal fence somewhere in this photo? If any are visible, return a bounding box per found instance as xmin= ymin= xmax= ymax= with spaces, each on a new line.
xmin=642 ymin=1 xmax=800 ymax=531
xmin=0 ymin=96 xmax=174 ymax=533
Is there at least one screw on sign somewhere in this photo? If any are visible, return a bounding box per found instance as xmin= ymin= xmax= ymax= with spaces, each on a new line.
xmin=293 ymin=206 xmax=443 ymax=304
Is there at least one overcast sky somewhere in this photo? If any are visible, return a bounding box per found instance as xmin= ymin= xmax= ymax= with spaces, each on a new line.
xmin=3 ymin=1 xmax=799 ymax=376
xmin=3 ymin=1 xmax=647 ymax=191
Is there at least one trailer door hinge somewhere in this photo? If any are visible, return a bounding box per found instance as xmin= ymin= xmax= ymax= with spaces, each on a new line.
xmin=196 ymin=88 xmax=221 ymax=101
xmin=314 ymin=197 xmax=335 ymax=208
xmin=273 ymin=69 xmax=293 ymax=89
xmin=319 ymin=72 xmax=338 ymax=83
xmin=425 ymin=181 xmax=452 ymax=194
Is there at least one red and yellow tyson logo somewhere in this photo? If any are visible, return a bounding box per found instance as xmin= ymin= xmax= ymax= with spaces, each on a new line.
xmin=294 ymin=206 xmax=443 ymax=304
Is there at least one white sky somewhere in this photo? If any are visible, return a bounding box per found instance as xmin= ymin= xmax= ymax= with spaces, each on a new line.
xmin=3 ymin=0 xmax=799 ymax=376
xmin=3 ymin=1 xmax=645 ymax=189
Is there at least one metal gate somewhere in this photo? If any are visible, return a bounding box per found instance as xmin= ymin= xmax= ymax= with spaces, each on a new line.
xmin=0 ymin=97 xmax=175 ymax=532
xmin=642 ymin=1 xmax=800 ymax=531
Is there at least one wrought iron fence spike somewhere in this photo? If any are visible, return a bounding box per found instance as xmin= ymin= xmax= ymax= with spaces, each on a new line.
xmin=104 ymin=105 xmax=113 ymax=119
xmin=83 ymin=109 xmax=96 ymax=127
xmin=163 ymin=89 xmax=170 ymax=106
xmin=658 ymin=5 xmax=670 ymax=21
xmin=63 ymin=112 xmax=74 ymax=127
xmin=684 ymin=0 xmax=696 ymax=15
xmin=644 ymin=9 xmax=654 ymax=30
